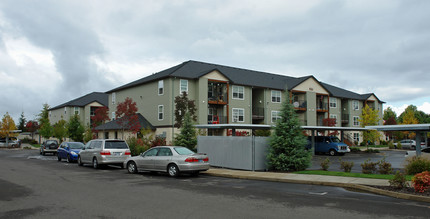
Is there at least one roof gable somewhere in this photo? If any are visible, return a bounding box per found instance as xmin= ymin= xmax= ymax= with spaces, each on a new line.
xmin=291 ymin=76 xmax=329 ymax=94
xmin=50 ymin=92 xmax=108 ymax=110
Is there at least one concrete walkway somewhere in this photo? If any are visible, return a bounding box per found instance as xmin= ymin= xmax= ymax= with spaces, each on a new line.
xmin=202 ymin=168 xmax=430 ymax=203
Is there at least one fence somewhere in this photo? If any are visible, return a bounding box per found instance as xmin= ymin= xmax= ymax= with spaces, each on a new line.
xmin=197 ymin=136 xmax=269 ymax=171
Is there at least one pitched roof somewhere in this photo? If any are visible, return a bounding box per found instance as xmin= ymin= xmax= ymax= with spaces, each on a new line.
xmin=95 ymin=113 xmax=155 ymax=131
xmin=50 ymin=92 xmax=108 ymax=110
xmin=106 ymin=60 xmax=383 ymax=102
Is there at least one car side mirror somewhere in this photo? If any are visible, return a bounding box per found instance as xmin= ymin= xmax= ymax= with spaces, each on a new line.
xmin=82 ymin=147 xmax=86 ymax=150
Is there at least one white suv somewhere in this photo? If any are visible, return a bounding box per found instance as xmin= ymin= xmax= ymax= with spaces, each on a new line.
xmin=78 ymin=139 xmax=131 ymax=169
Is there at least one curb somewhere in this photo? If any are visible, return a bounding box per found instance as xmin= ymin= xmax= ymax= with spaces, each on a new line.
xmin=202 ymin=171 xmax=430 ymax=203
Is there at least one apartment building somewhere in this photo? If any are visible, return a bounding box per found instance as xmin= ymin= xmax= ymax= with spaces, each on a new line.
xmin=49 ymin=92 xmax=108 ymax=126
xmin=101 ymin=60 xmax=384 ymax=143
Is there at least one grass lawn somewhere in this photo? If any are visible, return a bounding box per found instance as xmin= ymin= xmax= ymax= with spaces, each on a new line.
xmin=31 ymin=144 xmax=41 ymax=148
xmin=295 ymin=170 xmax=413 ymax=181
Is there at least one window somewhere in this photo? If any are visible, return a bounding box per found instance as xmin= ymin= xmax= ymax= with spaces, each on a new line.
xmin=232 ymin=108 xmax=244 ymax=122
xmin=232 ymin=86 xmax=244 ymax=100
xmin=112 ymin=92 xmax=116 ymax=105
xmin=353 ymin=133 xmax=360 ymax=142
xmin=180 ymin=79 xmax=188 ymax=94
xmin=158 ymin=105 xmax=164 ymax=120
xmin=64 ymin=107 xmax=67 ymax=115
xmin=158 ymin=80 xmax=164 ymax=95
xmin=49 ymin=111 xmax=51 ymax=117
xmin=208 ymin=108 xmax=214 ymax=122
xmin=353 ymin=100 xmax=359 ymax=111
xmin=74 ymin=107 xmax=80 ymax=115
xmin=271 ymin=90 xmax=281 ymax=103
xmin=330 ymin=114 xmax=337 ymax=125
xmin=353 ymin=116 xmax=360 ymax=126
xmin=112 ymin=112 xmax=115 ymax=120
xmin=271 ymin=111 xmax=281 ymax=123
xmin=329 ymin=97 xmax=337 ymax=108
xmin=157 ymin=148 xmax=173 ymax=156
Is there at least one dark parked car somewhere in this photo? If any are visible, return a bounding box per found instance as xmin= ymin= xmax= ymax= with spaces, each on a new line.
xmin=306 ymin=136 xmax=350 ymax=156
xmin=40 ymin=140 xmax=59 ymax=155
xmin=57 ymin=142 xmax=85 ymax=162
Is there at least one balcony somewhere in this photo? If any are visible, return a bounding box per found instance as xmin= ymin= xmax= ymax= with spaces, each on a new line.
xmin=292 ymin=100 xmax=307 ymax=111
xmin=208 ymin=115 xmax=228 ymax=124
xmin=252 ymin=107 xmax=264 ymax=120
xmin=208 ymin=82 xmax=228 ymax=105
xmin=317 ymin=103 xmax=328 ymax=112
xmin=341 ymin=114 xmax=349 ymax=124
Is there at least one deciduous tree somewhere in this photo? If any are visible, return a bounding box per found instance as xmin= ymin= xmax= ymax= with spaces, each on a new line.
xmin=402 ymin=108 xmax=419 ymax=139
xmin=0 ymin=112 xmax=17 ymax=146
xmin=25 ymin=120 xmax=39 ymax=140
xmin=91 ymin=106 xmax=109 ymax=137
xmin=383 ymin=107 xmax=397 ymax=121
xmin=359 ymin=105 xmax=381 ymax=146
xmin=116 ymin=97 xmax=141 ymax=139
xmin=174 ymin=92 xmax=197 ymax=128
xmin=267 ymin=94 xmax=311 ymax=171
xmin=67 ymin=115 xmax=84 ymax=141
xmin=53 ymin=119 xmax=67 ymax=143
xmin=322 ymin=117 xmax=338 ymax=136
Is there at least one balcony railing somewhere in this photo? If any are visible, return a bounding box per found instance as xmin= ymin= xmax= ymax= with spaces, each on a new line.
xmin=292 ymin=100 xmax=307 ymax=110
xmin=317 ymin=103 xmax=328 ymax=111
xmin=208 ymin=115 xmax=228 ymax=124
xmin=252 ymin=107 xmax=264 ymax=120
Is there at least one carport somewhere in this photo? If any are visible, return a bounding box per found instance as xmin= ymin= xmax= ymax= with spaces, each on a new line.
xmin=366 ymin=124 xmax=430 ymax=156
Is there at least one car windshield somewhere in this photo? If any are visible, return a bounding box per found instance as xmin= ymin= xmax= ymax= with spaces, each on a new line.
xmin=174 ymin=147 xmax=195 ymax=155
xmin=331 ymin=137 xmax=341 ymax=143
xmin=69 ymin=142 xmax=84 ymax=149
xmin=46 ymin=140 xmax=58 ymax=144
xmin=105 ymin=141 xmax=128 ymax=149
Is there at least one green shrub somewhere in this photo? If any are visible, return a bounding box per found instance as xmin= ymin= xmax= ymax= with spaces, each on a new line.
xmin=339 ymin=158 xmax=354 ymax=173
xmin=412 ymin=171 xmax=430 ymax=193
xmin=320 ymin=158 xmax=331 ymax=171
xmin=380 ymin=140 xmax=387 ymax=145
xmin=255 ymin=129 xmax=271 ymax=137
xmin=127 ymin=137 xmax=150 ymax=156
xmin=405 ymin=156 xmax=430 ymax=175
xmin=388 ymin=141 xmax=395 ymax=149
xmin=364 ymin=148 xmax=380 ymax=153
xmin=396 ymin=142 xmax=402 ymax=149
xmin=350 ymin=147 xmax=361 ymax=153
xmin=361 ymin=159 xmax=377 ymax=174
xmin=378 ymin=157 xmax=393 ymax=174
xmin=360 ymin=142 xmax=366 ymax=146
xmin=389 ymin=171 xmax=407 ymax=189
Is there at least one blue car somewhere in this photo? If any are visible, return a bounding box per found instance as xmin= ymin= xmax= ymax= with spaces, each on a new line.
xmin=57 ymin=142 xmax=85 ymax=162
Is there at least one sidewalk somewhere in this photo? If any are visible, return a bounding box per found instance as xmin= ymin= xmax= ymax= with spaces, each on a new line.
xmin=202 ymin=168 xmax=430 ymax=203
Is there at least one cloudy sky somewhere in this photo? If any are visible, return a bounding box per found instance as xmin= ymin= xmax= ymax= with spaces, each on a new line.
xmin=1 ymin=0 xmax=429 ymax=122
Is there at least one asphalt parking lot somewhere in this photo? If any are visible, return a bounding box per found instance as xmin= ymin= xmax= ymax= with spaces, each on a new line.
xmin=309 ymin=150 xmax=408 ymax=173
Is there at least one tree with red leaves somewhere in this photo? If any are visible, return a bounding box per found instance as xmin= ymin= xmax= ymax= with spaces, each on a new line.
xmin=323 ymin=118 xmax=338 ymax=136
xmin=116 ymin=97 xmax=141 ymax=139
xmin=91 ymin=106 xmax=109 ymax=137
xmin=25 ymin=120 xmax=39 ymax=140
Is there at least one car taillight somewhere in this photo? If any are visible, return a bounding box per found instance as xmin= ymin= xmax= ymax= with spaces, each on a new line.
xmin=100 ymin=150 xmax=111 ymax=155
xmin=124 ymin=150 xmax=131 ymax=155
xmin=203 ymin=157 xmax=209 ymax=162
xmin=185 ymin=157 xmax=199 ymax=162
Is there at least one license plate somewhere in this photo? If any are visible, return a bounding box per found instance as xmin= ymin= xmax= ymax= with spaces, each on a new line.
xmin=113 ymin=152 xmax=121 ymax=156
xmin=199 ymin=159 xmax=204 ymax=163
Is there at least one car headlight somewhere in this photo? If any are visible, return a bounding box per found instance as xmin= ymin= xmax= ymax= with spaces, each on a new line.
xmin=71 ymin=151 xmax=77 ymax=155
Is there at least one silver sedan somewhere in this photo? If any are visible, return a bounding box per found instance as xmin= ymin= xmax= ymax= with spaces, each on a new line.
xmin=124 ymin=146 xmax=210 ymax=177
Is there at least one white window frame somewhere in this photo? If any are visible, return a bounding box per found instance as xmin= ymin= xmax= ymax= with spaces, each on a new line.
xmin=111 ymin=111 xmax=115 ymax=120
xmin=271 ymin=111 xmax=281 ymax=123
xmin=271 ymin=90 xmax=281 ymax=103
xmin=232 ymin=85 xmax=244 ymax=100
xmin=353 ymin=100 xmax=359 ymax=111
xmin=74 ymin=107 xmax=80 ymax=115
xmin=329 ymin=97 xmax=337 ymax=108
xmin=232 ymin=108 xmax=244 ymax=122
xmin=353 ymin=116 xmax=360 ymax=126
xmin=158 ymin=80 xmax=164 ymax=95
xmin=158 ymin=105 xmax=164 ymax=121
xmin=330 ymin=114 xmax=337 ymax=125
xmin=180 ymin=79 xmax=188 ymax=94
xmin=353 ymin=133 xmax=360 ymax=142
xmin=64 ymin=107 xmax=67 ymax=115
xmin=49 ymin=111 xmax=51 ymax=117
xmin=112 ymin=92 xmax=116 ymax=105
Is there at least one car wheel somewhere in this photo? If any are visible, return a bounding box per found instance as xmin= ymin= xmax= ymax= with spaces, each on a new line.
xmin=127 ymin=161 xmax=138 ymax=174
xmin=67 ymin=155 xmax=72 ymax=163
xmin=93 ymin=158 xmax=99 ymax=169
xmin=42 ymin=151 xmax=45 ymax=156
xmin=168 ymin=164 xmax=179 ymax=177
xmin=329 ymin=149 xmax=336 ymax=156
xmin=57 ymin=154 xmax=61 ymax=161
xmin=77 ymin=156 xmax=83 ymax=166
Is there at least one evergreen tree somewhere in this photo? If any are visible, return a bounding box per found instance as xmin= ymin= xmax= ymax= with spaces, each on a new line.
xmin=174 ymin=112 xmax=197 ymax=151
xmin=38 ymin=103 xmax=53 ymax=140
xmin=18 ymin=112 xmax=27 ymax=132
xmin=266 ymin=94 xmax=311 ymax=171
xmin=67 ymin=115 xmax=85 ymax=142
